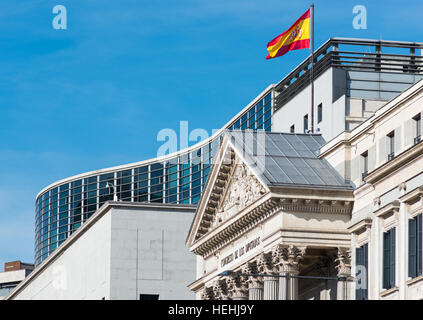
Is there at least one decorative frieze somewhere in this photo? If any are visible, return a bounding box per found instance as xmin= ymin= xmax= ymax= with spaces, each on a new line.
xmin=194 ymin=194 xmax=352 ymax=258
xmin=278 ymin=198 xmax=353 ymax=214
xmin=193 ymin=199 xmax=279 ymax=257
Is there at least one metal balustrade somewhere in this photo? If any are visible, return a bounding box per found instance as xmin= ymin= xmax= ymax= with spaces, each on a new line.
xmin=274 ymin=38 xmax=423 ymax=112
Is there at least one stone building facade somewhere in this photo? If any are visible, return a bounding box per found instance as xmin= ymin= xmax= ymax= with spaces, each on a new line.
xmin=187 ymin=79 xmax=423 ymax=300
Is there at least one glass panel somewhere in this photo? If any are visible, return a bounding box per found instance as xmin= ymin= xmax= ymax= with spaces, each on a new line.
xmin=248 ymin=107 xmax=256 ymax=129
xmin=241 ymin=113 xmax=248 ymax=130
xmin=264 ymin=93 xmax=271 ymax=105
xmin=71 ymin=180 xmax=82 ymax=188
xmin=99 ymin=173 xmax=114 ymax=205
xmin=59 ymin=184 xmax=69 ymax=192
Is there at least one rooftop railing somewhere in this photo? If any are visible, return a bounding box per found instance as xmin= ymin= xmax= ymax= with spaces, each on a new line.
xmin=274 ymin=38 xmax=423 ymax=111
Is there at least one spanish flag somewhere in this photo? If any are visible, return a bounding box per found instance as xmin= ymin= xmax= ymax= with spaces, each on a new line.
xmin=266 ymin=9 xmax=311 ymax=60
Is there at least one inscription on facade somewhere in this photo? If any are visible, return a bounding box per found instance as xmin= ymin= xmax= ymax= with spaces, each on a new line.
xmin=220 ymin=237 xmax=261 ymax=268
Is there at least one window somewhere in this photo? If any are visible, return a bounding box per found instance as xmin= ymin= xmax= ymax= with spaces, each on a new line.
xmin=387 ymin=131 xmax=395 ymax=161
xmin=355 ymin=243 xmax=368 ymax=300
xmin=117 ymin=169 xmax=132 ymax=201
xmin=303 ymin=114 xmax=309 ymax=133
xmin=414 ymin=114 xmax=421 ymax=144
xmin=290 ymin=125 xmax=295 ymax=133
xmin=99 ymin=173 xmax=114 ymax=206
xmin=409 ymin=214 xmax=422 ymax=278
xmin=383 ymin=228 xmax=396 ymax=289
xmin=317 ymin=103 xmax=323 ymax=123
xmin=361 ymin=151 xmax=368 ymax=183
xmin=241 ymin=113 xmax=247 ymax=130
xmin=248 ymin=107 xmax=256 ymax=129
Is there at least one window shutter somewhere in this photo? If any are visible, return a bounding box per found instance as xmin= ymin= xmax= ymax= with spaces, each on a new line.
xmin=420 ymin=112 xmax=423 ymax=139
xmin=383 ymin=231 xmax=390 ymax=289
xmin=355 ymin=247 xmax=363 ymax=300
xmin=418 ymin=214 xmax=423 ymax=276
xmin=390 ymin=228 xmax=396 ymax=288
xmin=368 ymin=146 xmax=376 ymax=171
xmin=404 ymin=119 xmax=414 ymax=147
xmin=363 ymin=243 xmax=368 ymax=300
xmin=351 ymin=157 xmax=359 ymax=182
xmin=379 ymin=136 xmax=387 ymax=164
xmin=409 ymin=218 xmax=417 ymax=278
xmin=394 ymin=126 xmax=402 ymax=154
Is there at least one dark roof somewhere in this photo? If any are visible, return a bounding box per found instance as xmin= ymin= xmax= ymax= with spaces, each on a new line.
xmin=225 ymin=130 xmax=353 ymax=190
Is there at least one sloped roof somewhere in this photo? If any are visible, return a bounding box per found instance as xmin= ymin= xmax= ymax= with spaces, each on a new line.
xmin=225 ymin=130 xmax=353 ymax=190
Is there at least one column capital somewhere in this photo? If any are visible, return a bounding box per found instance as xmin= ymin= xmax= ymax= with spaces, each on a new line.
xmin=212 ymin=279 xmax=229 ymax=300
xmin=226 ymin=275 xmax=248 ymax=300
xmin=256 ymin=252 xmax=276 ymax=274
xmin=200 ymin=286 xmax=214 ymax=300
xmin=335 ymin=247 xmax=352 ymax=276
xmin=241 ymin=260 xmax=264 ymax=289
xmin=272 ymin=244 xmax=306 ymax=273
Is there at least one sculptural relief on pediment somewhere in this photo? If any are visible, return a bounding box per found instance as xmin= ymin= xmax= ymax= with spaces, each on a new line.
xmin=210 ymin=162 xmax=266 ymax=229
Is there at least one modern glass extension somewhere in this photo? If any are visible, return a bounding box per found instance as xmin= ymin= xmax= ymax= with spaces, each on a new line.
xmin=34 ymin=91 xmax=273 ymax=265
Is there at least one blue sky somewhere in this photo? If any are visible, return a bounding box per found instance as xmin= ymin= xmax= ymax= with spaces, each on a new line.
xmin=0 ymin=0 xmax=422 ymax=269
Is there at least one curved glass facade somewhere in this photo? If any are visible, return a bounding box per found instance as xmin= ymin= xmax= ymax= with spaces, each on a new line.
xmin=35 ymin=91 xmax=273 ymax=265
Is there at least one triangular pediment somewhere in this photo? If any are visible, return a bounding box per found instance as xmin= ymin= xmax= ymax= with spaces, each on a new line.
xmin=187 ymin=136 xmax=269 ymax=246
xmin=210 ymin=162 xmax=267 ymax=229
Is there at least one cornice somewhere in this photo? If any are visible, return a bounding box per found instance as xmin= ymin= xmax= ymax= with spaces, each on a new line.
xmin=374 ymin=200 xmax=400 ymax=218
xmin=399 ymin=186 xmax=423 ymax=204
xmin=191 ymin=197 xmax=279 ymax=257
xmin=277 ymin=198 xmax=353 ymax=214
xmin=348 ymin=218 xmax=372 ymax=234
xmin=191 ymin=195 xmax=353 ymax=258
xmin=320 ymin=80 xmax=423 ymax=159
xmin=365 ymin=140 xmax=423 ymax=185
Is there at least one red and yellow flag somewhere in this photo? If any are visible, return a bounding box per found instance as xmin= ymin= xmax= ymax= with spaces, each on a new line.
xmin=266 ymin=9 xmax=311 ymax=60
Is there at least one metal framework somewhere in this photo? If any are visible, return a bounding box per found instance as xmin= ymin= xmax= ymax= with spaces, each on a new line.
xmin=274 ymin=38 xmax=423 ymax=111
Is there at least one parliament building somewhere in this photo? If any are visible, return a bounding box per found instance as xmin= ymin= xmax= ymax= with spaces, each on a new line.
xmin=6 ymin=38 xmax=423 ymax=300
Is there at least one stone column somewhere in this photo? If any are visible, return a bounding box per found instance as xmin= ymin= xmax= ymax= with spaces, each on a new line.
xmin=336 ymin=247 xmax=352 ymax=300
xmin=257 ymin=252 xmax=279 ymax=300
xmin=263 ymin=276 xmax=279 ymax=300
xmin=226 ymin=275 xmax=248 ymax=300
xmin=248 ymin=280 xmax=264 ymax=300
xmin=273 ymin=244 xmax=306 ymax=300
xmin=241 ymin=261 xmax=264 ymax=300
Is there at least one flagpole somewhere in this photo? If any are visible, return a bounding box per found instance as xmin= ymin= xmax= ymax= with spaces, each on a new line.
xmin=310 ymin=3 xmax=315 ymax=134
